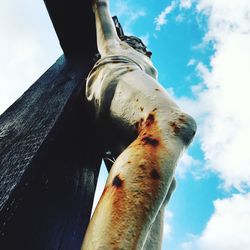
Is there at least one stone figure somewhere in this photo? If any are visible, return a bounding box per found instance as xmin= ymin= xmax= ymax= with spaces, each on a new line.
xmin=81 ymin=1 xmax=196 ymax=249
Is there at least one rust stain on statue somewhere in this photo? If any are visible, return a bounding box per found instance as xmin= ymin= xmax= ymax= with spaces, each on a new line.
xmin=169 ymin=121 xmax=180 ymax=134
xmin=134 ymin=118 xmax=144 ymax=131
xmin=145 ymin=113 xmax=155 ymax=126
xmin=126 ymin=66 xmax=133 ymax=72
xmin=111 ymin=182 xmax=126 ymax=235
xmin=112 ymin=174 xmax=123 ymax=188
xmin=133 ymin=111 xmax=166 ymax=187
xmin=135 ymin=113 xmax=162 ymax=149
xmin=134 ymin=112 xmax=164 ymax=150
xmin=139 ymin=164 xmax=146 ymax=170
xmin=150 ymin=169 xmax=161 ymax=180
xmin=108 ymin=111 xmax=167 ymax=246
xmin=141 ymin=136 xmax=159 ymax=147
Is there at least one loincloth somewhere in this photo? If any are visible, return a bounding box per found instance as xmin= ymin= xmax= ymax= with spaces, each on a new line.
xmin=87 ymin=55 xmax=143 ymax=80
xmin=86 ymin=55 xmax=143 ymax=117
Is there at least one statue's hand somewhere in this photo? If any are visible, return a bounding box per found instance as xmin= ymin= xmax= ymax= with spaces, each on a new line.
xmin=92 ymin=0 xmax=108 ymax=13
xmin=92 ymin=0 xmax=108 ymax=6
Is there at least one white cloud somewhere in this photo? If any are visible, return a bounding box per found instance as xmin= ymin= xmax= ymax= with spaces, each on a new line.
xmin=197 ymin=0 xmax=250 ymax=43
xmin=181 ymin=193 xmax=250 ymax=250
xmin=187 ymin=58 xmax=196 ymax=66
xmin=178 ymin=2 xmax=250 ymax=247
xmin=180 ymin=0 xmax=193 ymax=9
xmin=176 ymin=151 xmax=201 ymax=179
xmin=154 ymin=1 xmax=176 ymax=30
xmin=111 ymin=0 xmax=146 ymax=35
xmin=199 ymin=37 xmax=250 ymax=191
xmin=178 ymin=0 xmax=250 ymax=191
xmin=163 ymin=210 xmax=173 ymax=237
xmin=0 ymin=1 xmax=61 ymax=115
xmin=140 ymin=33 xmax=150 ymax=46
xmin=91 ymin=162 xmax=108 ymax=215
xmin=176 ymin=14 xmax=185 ymax=23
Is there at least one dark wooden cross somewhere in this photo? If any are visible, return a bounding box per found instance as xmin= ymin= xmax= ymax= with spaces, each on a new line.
xmin=0 ymin=1 xmax=101 ymax=249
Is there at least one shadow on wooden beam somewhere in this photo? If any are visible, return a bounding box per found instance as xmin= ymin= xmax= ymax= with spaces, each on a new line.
xmin=44 ymin=0 xmax=97 ymax=59
xmin=0 ymin=57 xmax=101 ymax=250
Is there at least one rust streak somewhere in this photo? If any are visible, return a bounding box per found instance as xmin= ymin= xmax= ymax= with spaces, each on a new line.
xmin=112 ymin=175 xmax=123 ymax=188
xmin=134 ymin=118 xmax=145 ymax=132
xmin=139 ymin=164 xmax=146 ymax=170
xmin=109 ymin=111 xmax=167 ymax=243
xmin=170 ymin=121 xmax=180 ymax=134
xmin=142 ymin=136 xmax=159 ymax=147
xmin=145 ymin=113 xmax=155 ymax=126
xmin=150 ymin=169 xmax=161 ymax=180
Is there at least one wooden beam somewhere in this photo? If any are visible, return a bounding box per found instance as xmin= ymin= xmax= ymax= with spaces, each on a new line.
xmin=0 ymin=57 xmax=101 ymax=249
xmin=43 ymin=0 xmax=97 ymax=59
xmin=0 ymin=1 xmax=102 ymax=249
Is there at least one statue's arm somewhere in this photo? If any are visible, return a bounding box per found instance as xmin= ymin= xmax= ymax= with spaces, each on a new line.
xmin=92 ymin=0 xmax=120 ymax=55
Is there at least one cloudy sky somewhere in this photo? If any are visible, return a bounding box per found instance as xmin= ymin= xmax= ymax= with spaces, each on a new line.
xmin=1 ymin=0 xmax=250 ymax=249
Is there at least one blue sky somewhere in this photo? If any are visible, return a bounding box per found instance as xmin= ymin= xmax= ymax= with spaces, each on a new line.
xmin=1 ymin=1 xmax=250 ymax=249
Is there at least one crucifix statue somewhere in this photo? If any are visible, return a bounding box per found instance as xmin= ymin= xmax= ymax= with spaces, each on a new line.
xmin=81 ymin=1 xmax=196 ymax=249
xmin=0 ymin=1 xmax=196 ymax=249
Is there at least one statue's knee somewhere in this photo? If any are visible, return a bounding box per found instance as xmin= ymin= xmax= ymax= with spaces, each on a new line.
xmin=169 ymin=113 xmax=197 ymax=146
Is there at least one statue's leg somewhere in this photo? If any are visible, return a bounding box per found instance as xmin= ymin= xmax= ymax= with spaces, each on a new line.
xmin=143 ymin=178 xmax=176 ymax=250
xmin=82 ymin=70 xmax=196 ymax=250
xmin=92 ymin=0 xmax=121 ymax=55
xmin=104 ymin=157 xmax=177 ymax=250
